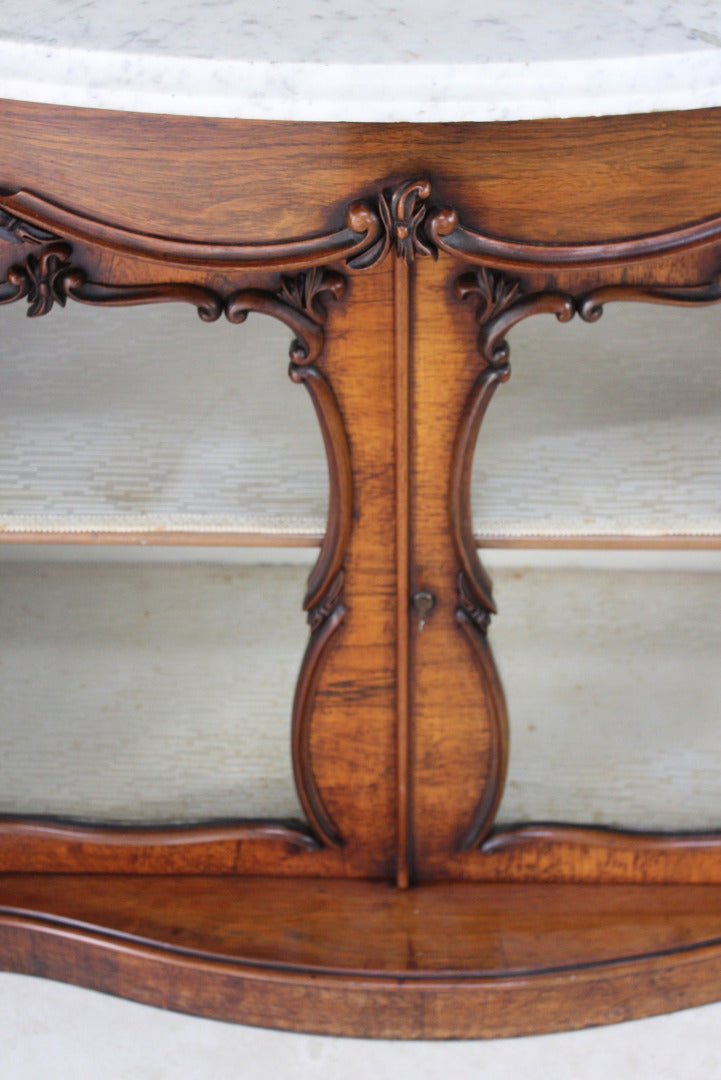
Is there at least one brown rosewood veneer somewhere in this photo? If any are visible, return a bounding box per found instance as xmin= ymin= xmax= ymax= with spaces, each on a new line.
xmin=2 ymin=100 xmax=721 ymax=1036
xmin=4 ymin=875 xmax=721 ymax=1038
xmin=2 ymin=102 xmax=721 ymax=243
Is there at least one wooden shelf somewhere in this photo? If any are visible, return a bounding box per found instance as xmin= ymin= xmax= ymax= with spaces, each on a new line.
xmin=0 ymin=531 xmax=324 ymax=547
xmin=3 ymin=874 xmax=721 ymax=1038
xmin=3 ymin=99 xmax=721 ymax=1039
xmin=477 ymin=534 xmax=721 ymax=550
xmin=1 ymin=532 xmax=720 ymax=550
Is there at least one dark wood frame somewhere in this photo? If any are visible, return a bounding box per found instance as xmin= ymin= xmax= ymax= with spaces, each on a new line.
xmin=2 ymin=101 xmax=721 ymax=1037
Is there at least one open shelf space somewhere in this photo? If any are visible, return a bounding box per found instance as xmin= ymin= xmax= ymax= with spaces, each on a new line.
xmin=483 ymin=551 xmax=721 ymax=830
xmin=0 ymin=556 xmax=311 ymax=823
xmin=0 ymin=303 xmax=328 ymax=539
xmin=473 ymin=302 xmax=721 ymax=543
xmin=2 ymin=546 xmax=718 ymax=829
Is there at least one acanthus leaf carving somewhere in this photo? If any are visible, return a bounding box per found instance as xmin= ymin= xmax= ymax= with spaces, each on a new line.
xmin=0 ymin=242 xmax=352 ymax=337
xmin=0 ymin=242 xmax=84 ymax=317
xmin=455 ymin=267 xmax=575 ymax=368
xmin=456 ymin=265 xmax=721 ymax=366
xmin=381 ymin=179 xmax=434 ymax=263
xmin=457 ymin=265 xmax=522 ymax=325
xmin=346 ymin=179 xmax=434 ymax=270
xmin=226 ymin=267 xmax=346 ymax=365
xmin=0 ymin=241 xmax=225 ymax=321
xmin=278 ymin=266 xmax=346 ymax=324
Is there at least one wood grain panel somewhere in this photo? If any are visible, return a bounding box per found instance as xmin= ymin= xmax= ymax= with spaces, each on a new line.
xmin=409 ymin=252 xmax=507 ymax=877
xmin=2 ymin=102 xmax=721 ymax=246
xmin=300 ymin=265 xmax=398 ymax=878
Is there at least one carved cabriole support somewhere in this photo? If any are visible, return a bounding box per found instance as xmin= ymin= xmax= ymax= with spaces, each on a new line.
xmin=449 ymin=255 xmax=721 ymax=878
xmin=447 ymin=269 xmax=574 ymax=850
xmin=227 ymin=269 xmax=351 ymax=849
xmin=0 ymin=178 xmax=438 ymax=872
xmin=0 ymin=236 xmax=352 ymax=864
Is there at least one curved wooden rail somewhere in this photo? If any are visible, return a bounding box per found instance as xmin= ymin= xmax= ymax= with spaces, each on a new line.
xmin=291 ymin=598 xmax=346 ymax=847
xmin=427 ymin=204 xmax=721 ymax=271
xmin=4 ymin=875 xmax=721 ymax=1037
xmin=0 ymin=820 xmax=318 ymax=874
xmin=0 ymin=188 xmax=385 ymax=272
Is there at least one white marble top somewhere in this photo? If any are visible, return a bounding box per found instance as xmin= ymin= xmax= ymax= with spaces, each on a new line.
xmin=0 ymin=0 xmax=720 ymax=122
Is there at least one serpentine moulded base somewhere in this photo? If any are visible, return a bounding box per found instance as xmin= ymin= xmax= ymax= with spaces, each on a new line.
xmin=3 ymin=875 xmax=721 ymax=1038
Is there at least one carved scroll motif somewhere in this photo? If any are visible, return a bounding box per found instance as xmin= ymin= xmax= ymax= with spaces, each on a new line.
xmin=0 ymin=183 xmax=426 ymax=275
xmin=0 ymin=179 xmax=439 ymax=277
xmin=452 ymin=258 xmax=721 ymax=627
xmin=0 ymin=241 xmax=225 ymax=320
xmin=452 ymin=267 xmax=575 ymax=627
xmin=577 ymin=273 xmax=721 ymax=321
xmin=449 ymin=258 xmax=721 ymax=637
xmin=426 ymin=203 xmax=721 ymax=273
xmin=7 ymin=178 xmax=721 ymax=279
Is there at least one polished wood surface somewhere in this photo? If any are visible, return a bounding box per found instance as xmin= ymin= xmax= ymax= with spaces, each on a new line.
xmin=2 ymin=99 xmax=721 ymax=1036
xmin=2 ymin=102 xmax=721 ymax=244
xmin=4 ymin=875 xmax=721 ymax=1038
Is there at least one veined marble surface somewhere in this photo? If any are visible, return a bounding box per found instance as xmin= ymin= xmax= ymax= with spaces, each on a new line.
xmin=0 ymin=0 xmax=720 ymax=122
